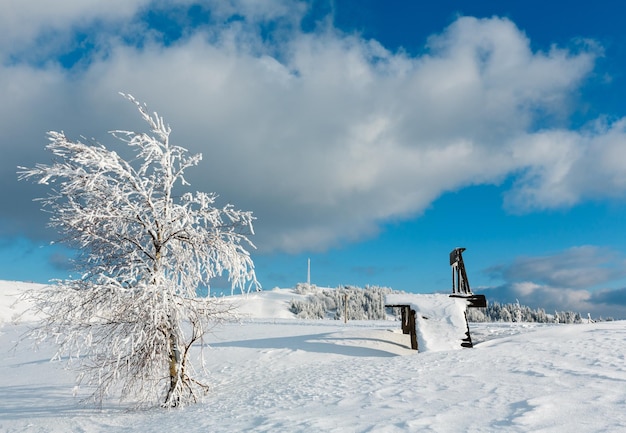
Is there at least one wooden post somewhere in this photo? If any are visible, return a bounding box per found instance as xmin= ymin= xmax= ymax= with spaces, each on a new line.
xmin=409 ymin=309 xmax=418 ymax=351
xmin=344 ymin=293 xmax=348 ymax=323
xmin=384 ymin=304 xmax=418 ymax=350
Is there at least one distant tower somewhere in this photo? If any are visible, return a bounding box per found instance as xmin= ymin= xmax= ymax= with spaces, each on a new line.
xmin=307 ymin=258 xmax=311 ymax=289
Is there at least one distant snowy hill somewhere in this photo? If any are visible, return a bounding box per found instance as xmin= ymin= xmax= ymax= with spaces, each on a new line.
xmin=0 ymin=280 xmax=306 ymax=323
xmin=222 ymin=287 xmax=303 ymax=319
xmin=0 ymin=280 xmax=44 ymax=324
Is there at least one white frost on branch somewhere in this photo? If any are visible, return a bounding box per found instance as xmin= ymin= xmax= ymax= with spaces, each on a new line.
xmin=18 ymin=93 xmax=259 ymax=407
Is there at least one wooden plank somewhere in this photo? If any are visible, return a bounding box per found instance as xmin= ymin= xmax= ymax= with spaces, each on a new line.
xmin=449 ymin=294 xmax=487 ymax=308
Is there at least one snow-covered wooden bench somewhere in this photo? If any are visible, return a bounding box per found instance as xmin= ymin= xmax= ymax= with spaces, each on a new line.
xmin=385 ymin=248 xmax=486 ymax=352
xmin=385 ymin=293 xmax=477 ymax=351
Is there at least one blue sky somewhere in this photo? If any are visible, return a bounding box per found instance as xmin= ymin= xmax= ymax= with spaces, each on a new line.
xmin=2 ymin=0 xmax=626 ymax=318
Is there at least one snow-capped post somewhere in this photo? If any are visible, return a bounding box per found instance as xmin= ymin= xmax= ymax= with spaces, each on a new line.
xmin=18 ymin=93 xmax=260 ymax=407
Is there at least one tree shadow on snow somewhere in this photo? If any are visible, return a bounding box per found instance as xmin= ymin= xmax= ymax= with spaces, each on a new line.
xmin=0 ymin=384 xmax=118 ymax=421
xmin=209 ymin=332 xmax=409 ymax=358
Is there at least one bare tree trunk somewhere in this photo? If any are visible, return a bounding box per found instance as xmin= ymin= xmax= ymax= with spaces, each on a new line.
xmin=164 ymin=318 xmax=182 ymax=407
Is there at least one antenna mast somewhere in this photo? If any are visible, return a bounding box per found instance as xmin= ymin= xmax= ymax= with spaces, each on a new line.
xmin=307 ymin=258 xmax=311 ymax=289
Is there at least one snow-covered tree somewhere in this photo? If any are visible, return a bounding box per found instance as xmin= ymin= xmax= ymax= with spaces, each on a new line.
xmin=289 ymin=285 xmax=395 ymax=320
xmin=18 ymin=94 xmax=259 ymax=407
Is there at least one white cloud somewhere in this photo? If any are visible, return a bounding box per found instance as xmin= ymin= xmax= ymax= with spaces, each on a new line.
xmin=2 ymin=5 xmax=624 ymax=254
xmin=505 ymin=118 xmax=626 ymax=211
xmin=0 ymin=0 xmax=151 ymax=60
xmin=482 ymin=246 xmax=626 ymax=318
xmin=483 ymin=281 xmax=626 ymax=319
xmin=487 ymin=246 xmax=626 ymax=288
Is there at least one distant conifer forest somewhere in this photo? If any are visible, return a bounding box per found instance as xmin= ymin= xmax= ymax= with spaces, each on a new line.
xmin=288 ymin=284 xmax=612 ymax=323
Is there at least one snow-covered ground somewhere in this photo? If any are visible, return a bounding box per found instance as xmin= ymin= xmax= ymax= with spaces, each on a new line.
xmin=1 ymin=281 xmax=626 ymax=432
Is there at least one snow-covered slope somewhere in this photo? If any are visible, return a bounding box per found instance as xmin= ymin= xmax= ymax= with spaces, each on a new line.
xmin=223 ymin=287 xmax=302 ymax=319
xmin=1 ymin=281 xmax=626 ymax=432
xmin=0 ymin=280 xmax=43 ymax=324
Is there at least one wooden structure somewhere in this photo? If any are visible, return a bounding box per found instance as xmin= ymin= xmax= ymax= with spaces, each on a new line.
xmin=450 ymin=247 xmax=471 ymax=295
xmin=385 ymin=303 xmax=419 ymax=350
xmin=449 ymin=247 xmax=487 ymax=308
xmin=385 ymin=248 xmax=487 ymax=351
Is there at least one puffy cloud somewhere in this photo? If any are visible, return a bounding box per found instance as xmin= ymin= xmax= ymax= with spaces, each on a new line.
xmin=505 ymin=119 xmax=626 ymax=211
xmin=2 ymin=3 xmax=624 ymax=255
xmin=486 ymin=246 xmax=626 ymax=289
xmin=590 ymin=287 xmax=626 ymax=306
xmin=0 ymin=0 xmax=151 ymax=62
xmin=483 ymin=246 xmax=626 ymax=318
xmin=482 ymin=282 xmax=626 ymax=319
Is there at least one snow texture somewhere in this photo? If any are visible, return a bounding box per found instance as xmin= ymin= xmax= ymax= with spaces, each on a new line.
xmin=2 ymin=280 xmax=626 ymax=432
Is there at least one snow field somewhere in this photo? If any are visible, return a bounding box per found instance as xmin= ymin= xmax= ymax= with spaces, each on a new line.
xmin=1 ymin=282 xmax=626 ymax=432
